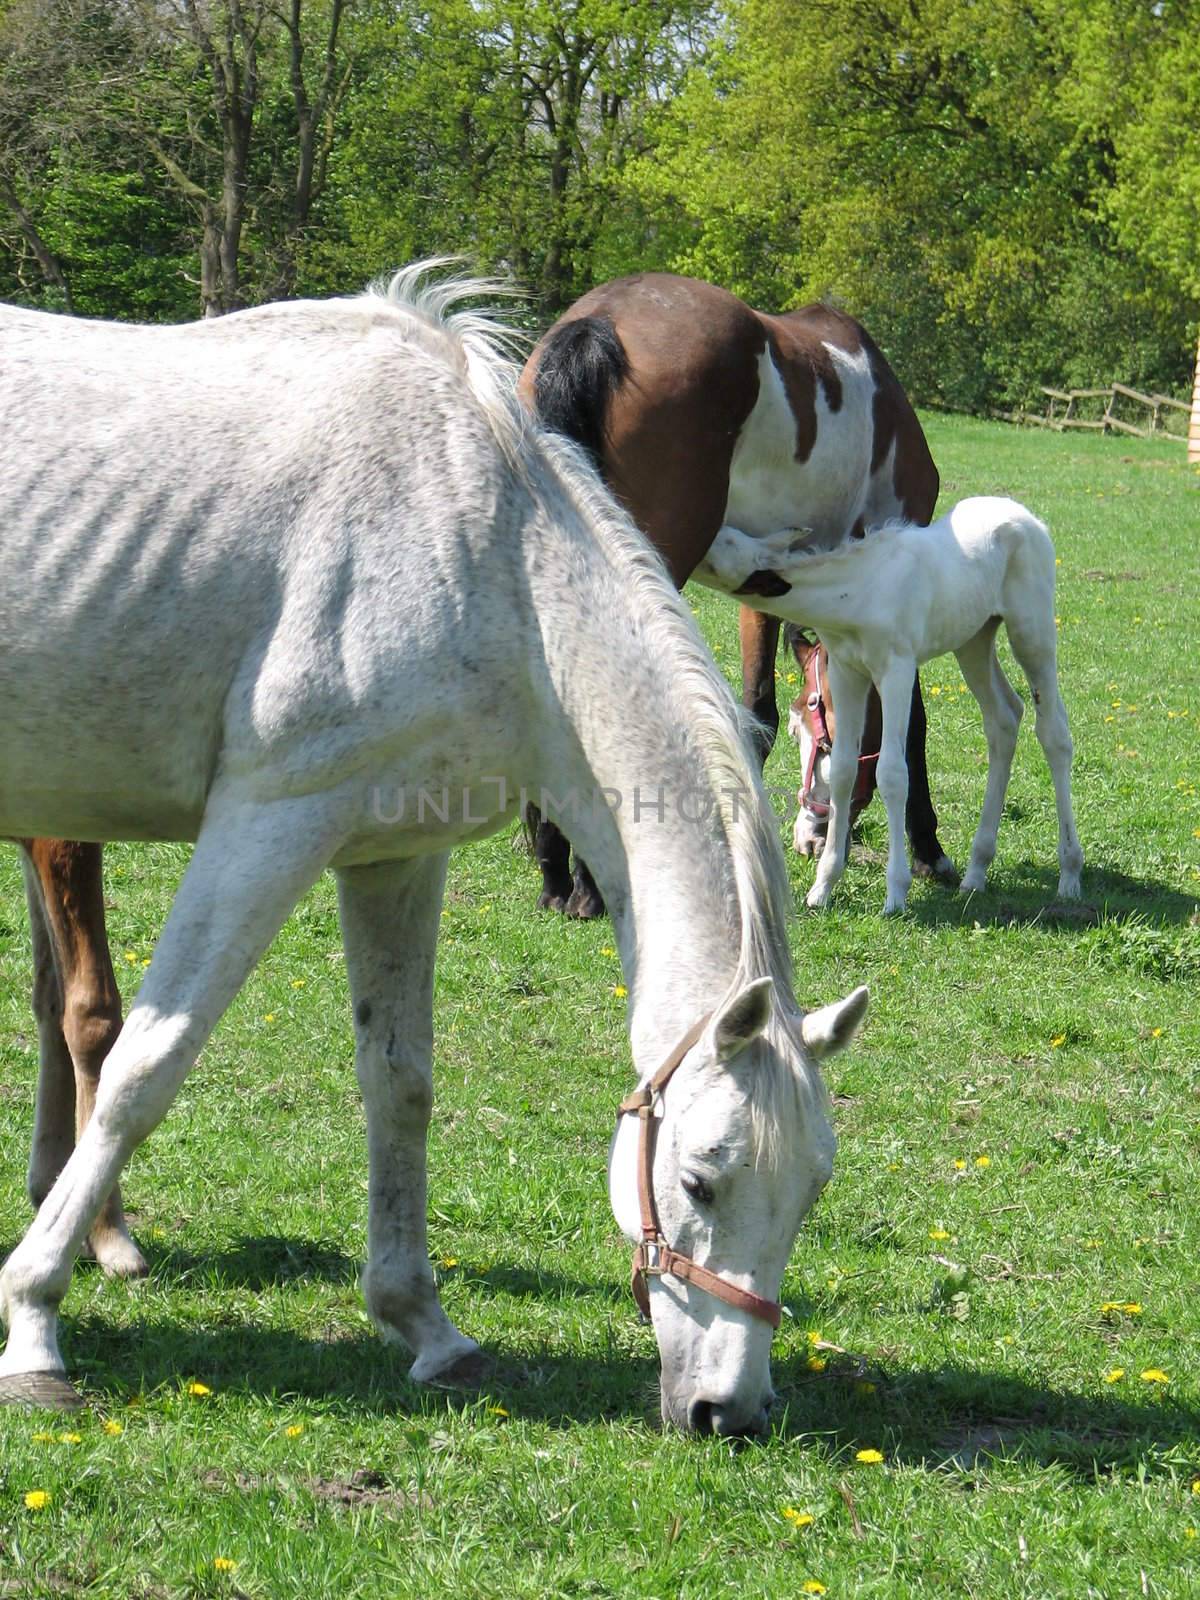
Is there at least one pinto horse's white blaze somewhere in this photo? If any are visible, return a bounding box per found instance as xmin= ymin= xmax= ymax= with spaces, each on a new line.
xmin=702 ymin=498 xmax=1084 ymax=914
xmin=0 ymin=267 xmax=861 ymax=1434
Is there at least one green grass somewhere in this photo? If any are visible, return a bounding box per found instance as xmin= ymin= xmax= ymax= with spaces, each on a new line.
xmin=1 ymin=415 xmax=1198 ymax=1597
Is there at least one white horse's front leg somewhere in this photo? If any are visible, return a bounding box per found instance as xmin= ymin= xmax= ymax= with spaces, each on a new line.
xmin=806 ymin=658 xmax=870 ymax=909
xmin=337 ymin=854 xmax=482 ymax=1386
xmin=873 ymin=661 xmax=918 ymax=913
xmin=0 ymin=795 xmax=337 ymax=1400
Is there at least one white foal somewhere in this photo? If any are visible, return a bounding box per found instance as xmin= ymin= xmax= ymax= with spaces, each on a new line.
xmin=700 ymin=497 xmax=1084 ymax=914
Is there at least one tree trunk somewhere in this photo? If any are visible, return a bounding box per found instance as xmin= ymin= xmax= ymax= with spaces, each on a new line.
xmin=1190 ymin=330 xmax=1200 ymax=467
xmin=0 ymin=177 xmax=73 ymax=312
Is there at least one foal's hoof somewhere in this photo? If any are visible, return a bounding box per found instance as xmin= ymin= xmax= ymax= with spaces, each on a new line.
xmin=913 ymin=853 xmax=960 ymax=887
xmin=536 ymin=889 xmax=570 ymax=915
xmin=0 ymin=1370 xmax=85 ymax=1411
xmin=420 ymin=1348 xmax=492 ymax=1391
xmin=93 ymin=1233 xmax=151 ymax=1281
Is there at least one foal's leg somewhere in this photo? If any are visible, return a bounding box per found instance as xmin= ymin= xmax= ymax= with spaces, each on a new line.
xmin=1004 ymin=619 xmax=1084 ymax=899
xmin=526 ymin=805 xmax=574 ymax=913
xmin=0 ymin=795 xmax=335 ymax=1393
xmin=870 ymin=660 xmax=924 ymax=913
xmin=953 ymin=626 xmax=1025 ymax=894
xmin=806 ymin=659 xmax=871 ymax=909
xmin=337 ymin=853 xmax=483 ymax=1384
xmin=29 ymin=841 xmax=146 ymax=1278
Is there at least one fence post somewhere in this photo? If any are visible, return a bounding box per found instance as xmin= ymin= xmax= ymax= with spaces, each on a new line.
xmin=1191 ymin=331 xmax=1200 ymax=466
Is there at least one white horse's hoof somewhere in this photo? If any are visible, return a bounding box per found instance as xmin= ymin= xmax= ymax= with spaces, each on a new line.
xmin=959 ymin=869 xmax=988 ymax=895
xmin=806 ymin=883 xmax=833 ymax=910
xmin=412 ymin=1343 xmax=489 ymax=1389
xmin=882 ymin=896 xmax=908 ymax=916
xmin=0 ymin=1370 xmax=84 ymax=1411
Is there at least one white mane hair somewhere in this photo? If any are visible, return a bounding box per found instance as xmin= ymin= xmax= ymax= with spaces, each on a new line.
xmin=363 ymin=260 xmax=532 ymax=467
xmin=362 ymin=264 xmax=805 ymax=1145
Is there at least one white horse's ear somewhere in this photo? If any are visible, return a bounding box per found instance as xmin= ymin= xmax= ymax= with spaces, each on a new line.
xmin=801 ymin=985 xmax=869 ymax=1059
xmin=712 ymin=976 xmax=774 ymax=1061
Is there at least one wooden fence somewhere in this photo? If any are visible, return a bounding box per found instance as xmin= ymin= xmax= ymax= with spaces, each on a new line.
xmin=1000 ymin=382 xmax=1191 ymax=441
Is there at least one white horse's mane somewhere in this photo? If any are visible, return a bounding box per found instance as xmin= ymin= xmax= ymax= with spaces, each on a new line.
xmin=365 ymin=263 xmax=795 ymax=995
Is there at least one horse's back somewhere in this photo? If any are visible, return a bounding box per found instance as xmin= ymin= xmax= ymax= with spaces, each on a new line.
xmin=0 ymin=295 xmax=536 ymax=844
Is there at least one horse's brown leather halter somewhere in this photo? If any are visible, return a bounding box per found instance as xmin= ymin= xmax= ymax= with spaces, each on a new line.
xmin=617 ymin=1015 xmax=783 ymax=1330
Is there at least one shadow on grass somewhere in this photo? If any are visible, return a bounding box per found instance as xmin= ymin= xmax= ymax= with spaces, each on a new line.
xmin=132 ymin=1233 xmax=360 ymax=1291
xmin=901 ymin=861 xmax=1198 ymax=930
xmin=42 ymin=1304 xmax=1200 ymax=1481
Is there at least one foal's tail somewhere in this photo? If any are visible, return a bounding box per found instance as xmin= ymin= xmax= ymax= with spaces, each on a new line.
xmin=530 ymin=314 xmax=630 ymax=468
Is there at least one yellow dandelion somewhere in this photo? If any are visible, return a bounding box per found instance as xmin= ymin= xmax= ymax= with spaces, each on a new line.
xmin=441 ymin=1256 xmax=458 ymax=1268
xmin=291 ymin=978 xmax=306 ymax=988
xmin=929 ymin=1228 xmax=951 ymax=1241
xmin=102 ymin=1419 xmax=124 ymax=1436
xmin=786 ymin=672 xmax=798 ymax=685
xmin=57 ymin=1432 xmax=82 ymax=1444
xmin=782 ymin=1507 xmax=815 ymax=1528
xmin=807 ymin=1356 xmax=827 ymax=1373
xmin=953 ymin=1159 xmax=967 ymax=1171
xmin=31 ymin=1431 xmax=55 ymax=1443
xmin=1050 ymin=1034 xmax=1066 ymax=1049
xmin=1190 ymin=1479 xmax=1200 ymax=1495
xmin=801 ymin=1583 xmax=827 ymax=1595
xmin=489 ymin=1405 xmax=509 ymax=1418
xmin=855 ymin=1448 xmax=885 ymax=1464
xmin=185 ymin=1381 xmax=212 ymax=1397
xmin=1150 ymin=1028 xmax=1163 ymax=1038
xmin=1140 ymin=1369 xmax=1170 ymax=1384
xmin=612 ymin=984 xmax=628 ymax=999
xmin=213 ymin=1557 xmax=237 ymax=1572
xmin=1104 ymin=1368 xmax=1125 ymax=1384
xmin=806 ymin=1330 xmax=823 ymax=1346
xmin=24 ymin=1490 xmax=51 ymax=1510
xmin=855 ymin=1380 xmax=877 ymax=1396
xmin=975 ymin=1155 xmax=991 ymax=1168
xmin=263 ymin=1013 xmax=275 ymax=1024
xmin=600 ymin=945 xmax=616 ymax=957
xmin=929 ymin=684 xmax=942 ymax=695
xmin=1186 ymin=1528 xmax=1197 ymax=1540
xmin=285 ymin=1424 xmax=305 ymax=1438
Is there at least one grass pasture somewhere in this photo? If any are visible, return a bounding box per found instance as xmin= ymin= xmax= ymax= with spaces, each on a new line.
xmin=1 ymin=414 xmax=1198 ymax=1598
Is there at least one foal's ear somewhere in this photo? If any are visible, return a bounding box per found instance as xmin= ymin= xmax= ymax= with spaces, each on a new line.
xmin=801 ymin=985 xmax=869 ymax=1059
xmin=712 ymin=976 xmax=774 ymax=1061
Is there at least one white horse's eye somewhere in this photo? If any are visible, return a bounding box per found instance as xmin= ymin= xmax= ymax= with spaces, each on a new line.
xmin=681 ymin=1173 xmax=714 ymax=1204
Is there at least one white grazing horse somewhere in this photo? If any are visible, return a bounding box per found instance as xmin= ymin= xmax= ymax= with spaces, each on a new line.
xmin=699 ymin=497 xmax=1083 ymax=914
xmin=0 ymin=267 xmax=868 ymax=1436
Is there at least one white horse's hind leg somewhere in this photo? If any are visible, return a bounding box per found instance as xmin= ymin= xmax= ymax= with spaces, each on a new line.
xmin=336 ymin=854 xmax=483 ymax=1386
xmin=873 ymin=659 xmax=918 ymax=913
xmin=954 ymin=625 xmax=1024 ymax=894
xmin=806 ymin=659 xmax=870 ymax=909
xmin=0 ymin=796 xmax=336 ymax=1390
xmin=1004 ymin=618 xmax=1084 ymax=899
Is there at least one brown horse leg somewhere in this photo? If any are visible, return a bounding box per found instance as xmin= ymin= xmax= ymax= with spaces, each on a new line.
xmin=26 ymin=840 xmax=148 ymax=1278
xmin=904 ymin=676 xmax=960 ymax=885
xmin=739 ymin=609 xmax=781 ymax=767
xmin=565 ymin=859 xmax=605 ymax=921
xmin=21 ymin=851 xmax=76 ymax=1214
xmin=526 ymin=805 xmax=575 ymax=913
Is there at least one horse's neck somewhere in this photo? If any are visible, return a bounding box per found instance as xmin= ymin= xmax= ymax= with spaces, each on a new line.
xmin=523 ymin=516 xmax=762 ymax=1064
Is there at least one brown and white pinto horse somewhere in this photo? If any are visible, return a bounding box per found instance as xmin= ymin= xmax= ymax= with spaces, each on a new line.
xmin=786 ymin=630 xmax=882 ymax=855
xmin=14 ymin=840 xmax=146 ymax=1278
xmin=517 ymin=271 xmax=957 ymax=915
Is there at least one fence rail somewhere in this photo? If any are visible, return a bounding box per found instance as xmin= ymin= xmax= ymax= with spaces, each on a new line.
xmin=999 ymin=382 xmax=1191 ymax=441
